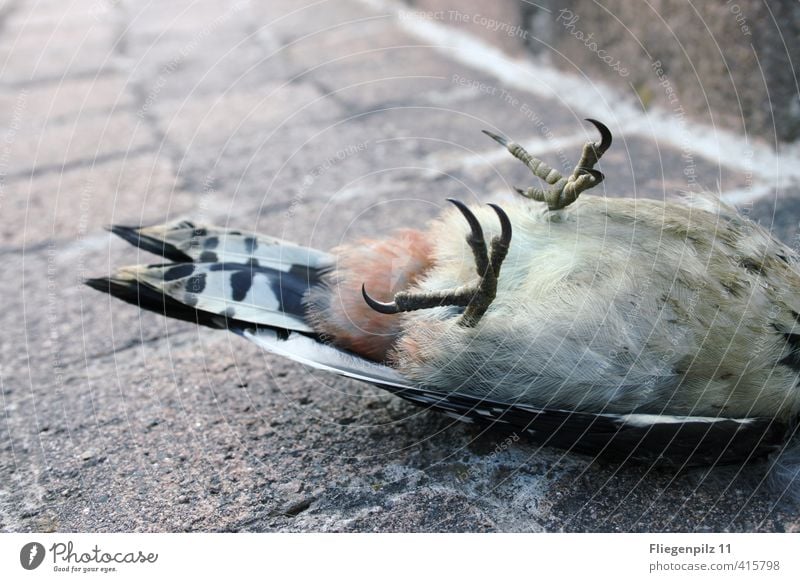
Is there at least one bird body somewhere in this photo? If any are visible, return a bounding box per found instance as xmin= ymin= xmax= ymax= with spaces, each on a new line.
xmin=385 ymin=194 xmax=800 ymax=421
xmin=87 ymin=120 xmax=800 ymax=495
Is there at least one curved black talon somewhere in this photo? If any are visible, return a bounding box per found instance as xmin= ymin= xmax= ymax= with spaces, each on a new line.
xmin=487 ymin=203 xmax=512 ymax=246
xmin=577 ymin=167 xmax=605 ymax=183
xmin=362 ymin=199 xmax=513 ymax=326
xmin=447 ymin=198 xmax=484 ymax=243
xmin=481 ymin=129 xmax=509 ymax=148
xmin=585 ymin=118 xmax=612 ymax=153
xmin=361 ymin=283 xmax=400 ymax=314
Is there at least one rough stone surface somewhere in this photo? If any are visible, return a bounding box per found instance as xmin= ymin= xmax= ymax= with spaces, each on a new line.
xmin=1 ymin=0 xmax=799 ymax=533
xmin=524 ymin=0 xmax=799 ymax=143
xmin=412 ymin=0 xmax=800 ymax=142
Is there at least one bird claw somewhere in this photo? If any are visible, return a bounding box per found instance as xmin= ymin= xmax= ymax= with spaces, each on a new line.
xmin=584 ymin=118 xmax=612 ymax=154
xmin=483 ymin=117 xmax=613 ymax=210
xmin=361 ymin=284 xmax=400 ymax=314
xmin=576 ymin=167 xmax=604 ymax=184
xmin=362 ymin=199 xmax=512 ymax=327
xmin=481 ymin=129 xmax=510 ymax=148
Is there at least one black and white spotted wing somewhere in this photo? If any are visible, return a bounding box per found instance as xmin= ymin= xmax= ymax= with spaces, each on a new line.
xmin=88 ymin=220 xmax=333 ymax=333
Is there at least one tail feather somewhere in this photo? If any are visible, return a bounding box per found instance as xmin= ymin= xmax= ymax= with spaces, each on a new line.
xmin=108 ymin=224 xmax=192 ymax=262
xmin=86 ymin=274 xmax=236 ymax=330
xmin=90 ymin=220 xmax=333 ymax=334
xmin=109 ymin=220 xmax=332 ymax=268
xmin=90 ymin=262 xmax=317 ymax=332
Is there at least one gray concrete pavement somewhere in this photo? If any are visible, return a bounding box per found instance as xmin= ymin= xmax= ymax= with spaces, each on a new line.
xmin=1 ymin=0 xmax=799 ymax=532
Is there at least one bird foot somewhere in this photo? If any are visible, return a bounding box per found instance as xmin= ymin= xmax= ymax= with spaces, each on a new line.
xmin=483 ymin=118 xmax=613 ymax=211
xmin=362 ymin=199 xmax=512 ymax=327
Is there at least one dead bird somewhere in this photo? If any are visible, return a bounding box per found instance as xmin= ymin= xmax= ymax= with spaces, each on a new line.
xmin=87 ymin=119 xmax=800 ymax=499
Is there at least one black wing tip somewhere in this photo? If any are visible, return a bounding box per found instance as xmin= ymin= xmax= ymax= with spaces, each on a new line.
xmin=84 ymin=273 xmax=252 ymax=331
xmin=106 ymin=224 xmax=141 ymax=243
xmin=107 ymin=223 xmax=137 ymax=233
xmin=84 ymin=275 xmax=140 ymax=300
xmin=107 ymin=223 xmax=193 ymax=262
xmin=83 ymin=276 xmax=115 ymax=293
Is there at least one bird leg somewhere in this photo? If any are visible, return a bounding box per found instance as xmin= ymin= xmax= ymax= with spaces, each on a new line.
xmin=483 ymin=118 xmax=612 ymax=211
xmin=362 ymin=199 xmax=512 ymax=328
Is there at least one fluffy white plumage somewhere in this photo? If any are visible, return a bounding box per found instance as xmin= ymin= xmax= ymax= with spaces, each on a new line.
xmin=394 ymin=194 xmax=800 ymax=420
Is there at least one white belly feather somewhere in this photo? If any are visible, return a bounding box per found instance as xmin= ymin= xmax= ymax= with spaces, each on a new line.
xmin=394 ymin=195 xmax=800 ymax=419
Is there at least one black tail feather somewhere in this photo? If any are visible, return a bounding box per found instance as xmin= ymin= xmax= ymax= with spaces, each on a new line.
xmin=107 ymin=225 xmax=193 ymax=262
xmin=86 ymin=275 xmax=248 ymax=331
